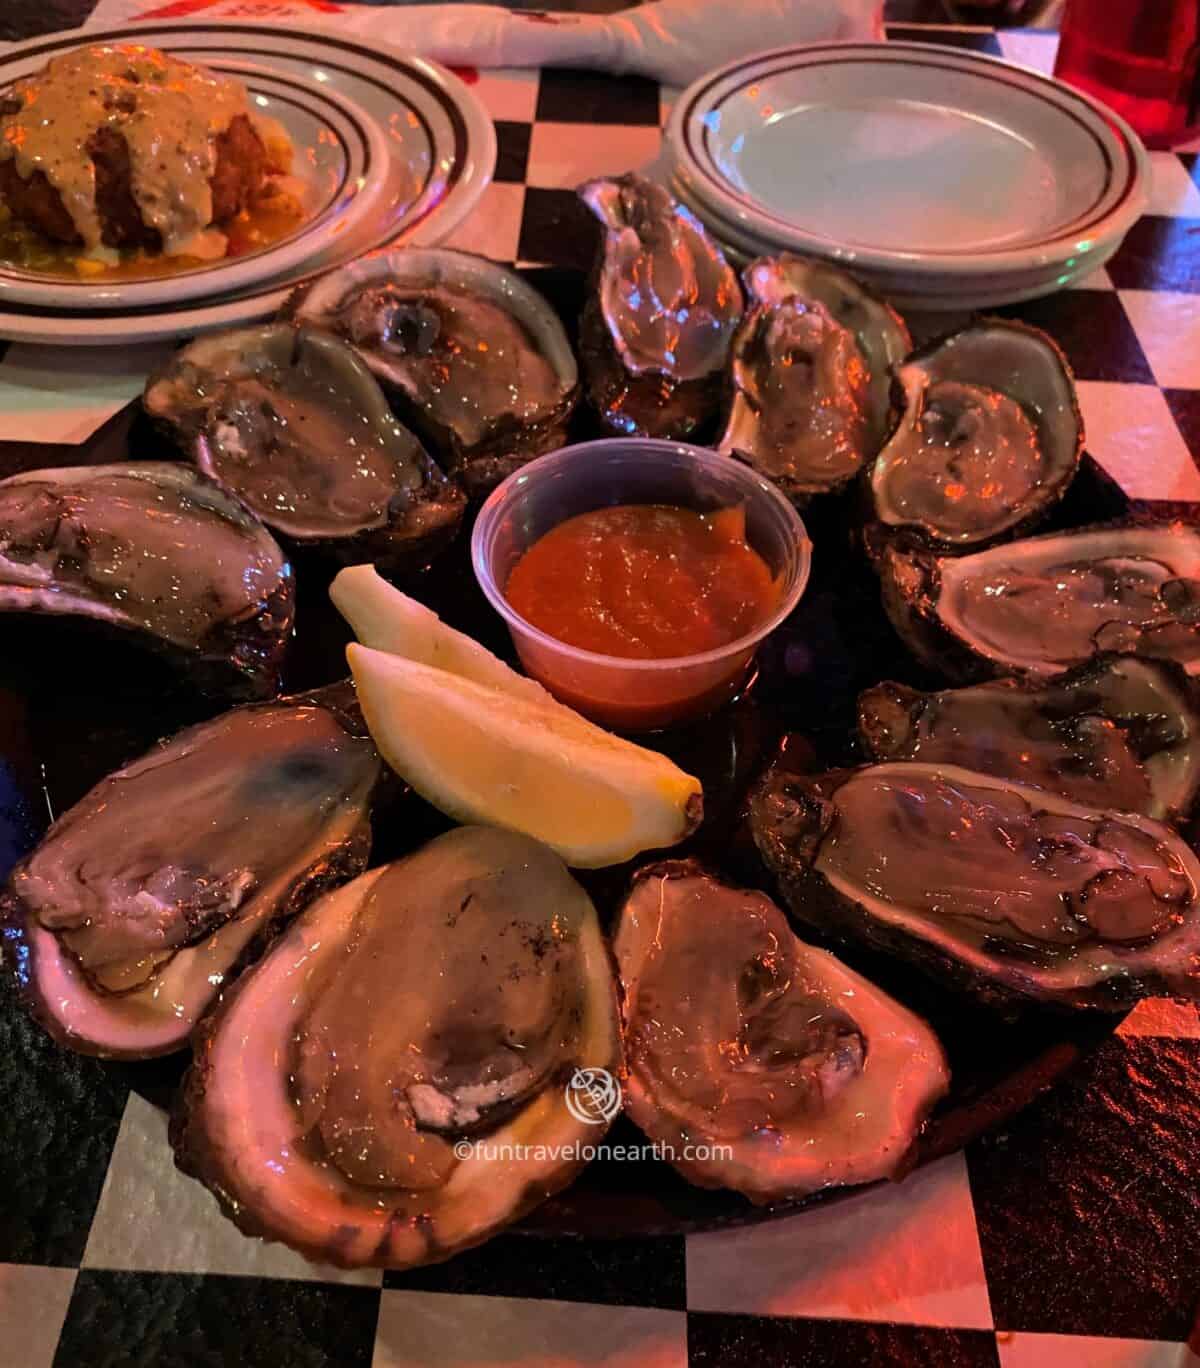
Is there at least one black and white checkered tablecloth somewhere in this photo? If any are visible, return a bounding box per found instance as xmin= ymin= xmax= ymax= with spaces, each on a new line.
xmin=2 ymin=16 xmax=1200 ymax=1368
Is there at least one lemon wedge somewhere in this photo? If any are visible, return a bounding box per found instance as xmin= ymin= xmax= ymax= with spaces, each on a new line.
xmin=331 ymin=564 xmax=550 ymax=704
xmin=347 ymin=641 xmax=703 ymax=868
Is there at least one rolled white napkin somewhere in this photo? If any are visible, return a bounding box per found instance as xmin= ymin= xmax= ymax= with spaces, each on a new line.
xmin=83 ymin=0 xmax=883 ymax=87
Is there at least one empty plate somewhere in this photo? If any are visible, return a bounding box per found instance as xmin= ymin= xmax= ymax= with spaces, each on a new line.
xmin=666 ymin=41 xmax=1147 ymax=281
xmin=667 ymin=169 xmax=1125 ymax=311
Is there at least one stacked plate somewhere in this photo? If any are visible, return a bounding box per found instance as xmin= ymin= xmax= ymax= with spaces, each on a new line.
xmin=0 ymin=22 xmax=496 ymax=345
xmin=664 ymin=41 xmax=1149 ymax=311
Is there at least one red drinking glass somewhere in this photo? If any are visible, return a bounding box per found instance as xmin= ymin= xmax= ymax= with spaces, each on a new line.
xmin=1054 ymin=0 xmax=1200 ymax=148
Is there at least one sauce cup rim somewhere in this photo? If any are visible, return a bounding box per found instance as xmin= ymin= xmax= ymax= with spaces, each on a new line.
xmin=470 ymin=437 xmax=812 ymax=674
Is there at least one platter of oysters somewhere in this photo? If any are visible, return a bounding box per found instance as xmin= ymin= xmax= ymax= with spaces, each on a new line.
xmin=3 ymin=168 xmax=1200 ymax=1269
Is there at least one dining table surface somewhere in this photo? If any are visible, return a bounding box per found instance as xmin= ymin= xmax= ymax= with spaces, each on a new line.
xmin=1 ymin=2 xmax=1200 ymax=1367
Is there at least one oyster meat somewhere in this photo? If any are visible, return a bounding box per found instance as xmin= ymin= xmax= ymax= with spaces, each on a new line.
xmin=0 ymin=461 xmax=292 ymax=698
xmin=144 ymin=325 xmax=465 ymax=569
xmin=286 ymin=249 xmax=578 ymax=495
xmin=2 ymin=682 xmax=380 ymax=1058
xmin=614 ymin=861 xmax=948 ymax=1202
xmin=752 ymin=760 xmax=1200 ymax=1011
xmin=172 ymin=826 xmax=622 ymax=1268
xmin=878 ymin=522 xmax=1200 ymax=683
xmin=718 ymin=256 xmax=911 ymax=503
xmin=858 ymin=655 xmax=1200 ymax=822
xmin=869 ymin=320 xmax=1082 ymax=549
xmin=578 ymin=174 xmax=743 ymax=438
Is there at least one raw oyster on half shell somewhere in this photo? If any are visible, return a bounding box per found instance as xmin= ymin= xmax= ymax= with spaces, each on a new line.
xmin=877 ymin=522 xmax=1200 ymax=683
xmin=2 ymin=681 xmax=380 ymax=1058
xmin=718 ymin=256 xmax=910 ymax=503
xmin=752 ymin=760 xmax=1200 ymax=1011
xmin=858 ymin=655 xmax=1200 ymax=822
xmin=613 ymin=861 xmax=948 ymax=1202
xmin=286 ymin=249 xmax=578 ymax=496
xmin=172 ymin=826 xmax=622 ymax=1268
xmin=869 ymin=320 xmax=1082 ymax=550
xmin=144 ymin=325 xmax=465 ymax=570
xmin=0 ymin=461 xmax=292 ymax=698
xmin=578 ymin=174 xmax=743 ymax=438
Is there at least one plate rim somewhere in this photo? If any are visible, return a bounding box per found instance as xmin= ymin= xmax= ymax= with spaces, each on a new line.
xmin=666 ymin=39 xmax=1149 ymax=278
xmin=668 ymin=172 xmax=1123 ymax=310
xmin=691 ymin=52 xmax=1130 ymax=251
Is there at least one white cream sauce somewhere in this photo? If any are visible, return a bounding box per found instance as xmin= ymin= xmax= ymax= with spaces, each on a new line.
xmin=0 ymin=44 xmax=255 ymax=255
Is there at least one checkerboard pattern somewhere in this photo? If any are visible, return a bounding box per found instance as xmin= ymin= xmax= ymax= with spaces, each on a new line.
xmin=3 ymin=18 xmax=1200 ymax=1368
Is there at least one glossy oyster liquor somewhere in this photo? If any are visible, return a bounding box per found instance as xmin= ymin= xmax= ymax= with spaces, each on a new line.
xmin=869 ymin=320 xmax=1083 ymax=549
xmin=857 ymin=654 xmax=1200 ymax=821
xmin=578 ymin=173 xmax=743 ymax=440
xmin=144 ymin=324 xmax=465 ymax=570
xmin=879 ymin=521 xmax=1200 ymax=681
xmin=614 ymin=861 xmax=949 ymax=1201
xmin=0 ymin=460 xmax=293 ymax=697
xmin=287 ymin=248 xmax=579 ymax=496
xmin=172 ymin=827 xmax=622 ymax=1267
xmin=3 ymin=682 xmax=380 ymax=1058
xmin=752 ymin=760 xmax=1200 ymax=1011
xmin=718 ymin=255 xmax=911 ymax=504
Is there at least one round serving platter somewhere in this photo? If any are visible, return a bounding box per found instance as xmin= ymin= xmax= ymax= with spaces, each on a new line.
xmin=0 ymin=22 xmax=496 ymax=344
xmin=0 ymin=266 xmax=1133 ymax=1243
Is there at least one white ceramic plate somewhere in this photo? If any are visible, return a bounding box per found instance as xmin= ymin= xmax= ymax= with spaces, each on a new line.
xmin=666 ymin=41 xmax=1147 ymax=280
xmin=0 ymin=57 xmax=389 ymax=310
xmin=668 ymin=171 xmax=1120 ymax=311
xmin=0 ymin=22 xmax=495 ymax=344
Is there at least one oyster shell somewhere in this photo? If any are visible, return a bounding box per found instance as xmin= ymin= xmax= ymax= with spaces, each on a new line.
xmin=2 ymin=681 xmax=380 ymax=1058
xmin=578 ymin=174 xmax=743 ymax=438
xmin=172 ymin=826 xmax=622 ymax=1268
xmin=751 ymin=760 xmax=1200 ymax=1011
xmin=0 ymin=461 xmax=292 ymax=698
xmin=858 ymin=655 xmax=1200 ymax=822
xmin=869 ymin=320 xmax=1082 ymax=549
xmin=286 ymin=249 xmax=578 ymax=496
xmin=143 ymin=325 xmax=465 ymax=570
xmin=613 ymin=860 xmax=948 ymax=1203
xmin=718 ymin=256 xmax=911 ymax=503
xmin=877 ymin=522 xmax=1200 ymax=683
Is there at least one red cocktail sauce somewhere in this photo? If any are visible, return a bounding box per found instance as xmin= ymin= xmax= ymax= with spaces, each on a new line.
xmin=503 ymin=504 xmax=783 ymax=727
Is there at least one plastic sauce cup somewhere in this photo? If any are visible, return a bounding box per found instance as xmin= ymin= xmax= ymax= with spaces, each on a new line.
xmin=471 ymin=439 xmax=812 ymax=731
